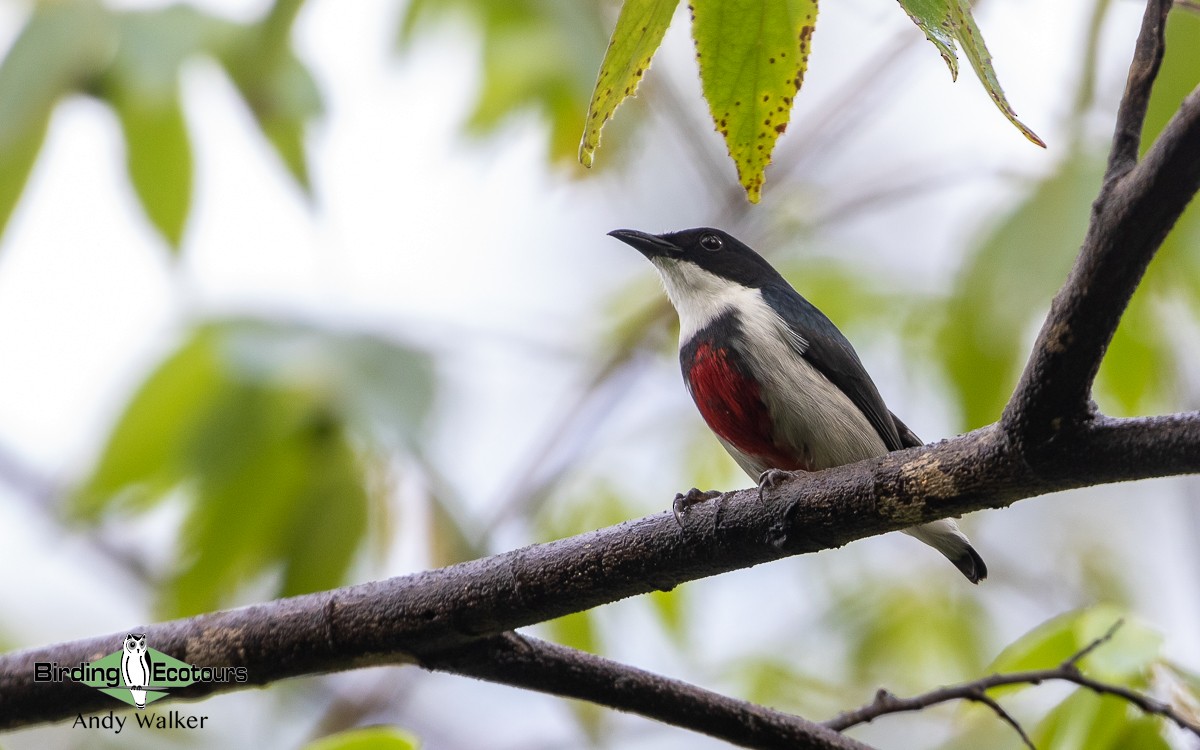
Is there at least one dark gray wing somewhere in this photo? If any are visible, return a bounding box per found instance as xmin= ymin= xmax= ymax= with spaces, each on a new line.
xmin=761 ymin=284 xmax=904 ymax=451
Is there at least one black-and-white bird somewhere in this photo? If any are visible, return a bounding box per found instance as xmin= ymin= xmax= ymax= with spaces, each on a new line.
xmin=610 ymin=227 xmax=986 ymax=583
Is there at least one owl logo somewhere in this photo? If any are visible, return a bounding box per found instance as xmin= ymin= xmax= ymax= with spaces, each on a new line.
xmin=120 ymin=633 xmax=151 ymax=710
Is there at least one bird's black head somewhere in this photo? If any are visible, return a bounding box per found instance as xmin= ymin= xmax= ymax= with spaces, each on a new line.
xmin=607 ymin=227 xmax=785 ymax=289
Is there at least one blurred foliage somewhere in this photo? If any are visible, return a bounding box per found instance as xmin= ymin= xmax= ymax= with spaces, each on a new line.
xmin=398 ymin=0 xmax=609 ymax=166
xmin=937 ymin=148 xmax=1106 ymax=428
xmin=988 ymin=607 xmax=1182 ymax=750
xmin=302 ymin=726 xmax=421 ymax=750
xmin=828 ymin=580 xmax=989 ymax=691
xmin=0 ymin=0 xmax=319 ymax=250
xmin=71 ymin=318 xmax=434 ymax=617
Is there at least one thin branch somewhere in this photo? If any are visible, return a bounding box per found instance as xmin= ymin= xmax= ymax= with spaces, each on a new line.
xmin=1107 ymin=0 xmax=1172 ymax=177
xmin=825 ymin=621 xmax=1200 ymax=740
xmin=428 ymin=632 xmax=873 ymax=750
xmin=1065 ymin=618 xmax=1124 ymax=666
xmin=973 ymin=692 xmax=1035 ymax=750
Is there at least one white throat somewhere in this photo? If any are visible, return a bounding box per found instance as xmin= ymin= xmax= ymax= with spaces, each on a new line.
xmin=652 ymin=258 xmax=763 ymax=344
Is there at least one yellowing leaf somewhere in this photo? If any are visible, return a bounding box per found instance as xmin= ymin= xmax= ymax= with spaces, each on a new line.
xmin=691 ymin=0 xmax=818 ymax=203
xmin=898 ymin=0 xmax=1044 ymax=147
xmin=579 ymin=0 xmax=679 ymax=168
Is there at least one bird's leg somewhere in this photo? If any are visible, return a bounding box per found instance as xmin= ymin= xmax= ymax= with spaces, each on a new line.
xmin=672 ymin=487 xmax=722 ymax=528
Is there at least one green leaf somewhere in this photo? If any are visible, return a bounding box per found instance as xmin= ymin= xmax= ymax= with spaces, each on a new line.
xmin=827 ymin=579 xmax=988 ymax=690
xmin=897 ymin=0 xmax=959 ymax=79
xmin=0 ymin=0 xmax=114 ymax=241
xmin=647 ymin=588 xmax=686 ymax=643
xmin=220 ymin=9 xmax=322 ymax=191
xmin=1031 ymin=689 xmax=1165 ymax=750
xmin=731 ymin=658 xmax=847 ymax=718
xmin=691 ymin=0 xmax=818 ymax=203
xmin=109 ymin=88 xmax=192 ymax=248
xmin=578 ymin=0 xmax=679 ymax=168
xmin=400 ymin=1 xmax=607 ymax=166
xmin=427 ymin=489 xmax=482 ymax=568
xmin=897 ymin=0 xmax=1044 ymax=147
xmin=1095 ymin=275 xmax=1172 ymax=416
xmin=73 ymin=319 xmax=435 ymax=616
xmin=0 ymin=120 xmax=50 ymax=248
xmin=73 ymin=327 xmax=226 ymax=518
xmin=303 ymin=727 xmax=421 ymax=750
xmin=1138 ymin=11 xmax=1200 ymax=155
xmin=1032 ymin=690 xmax=1125 ymax=750
xmin=938 ymin=148 xmax=1105 ymax=429
xmin=1112 ymin=715 xmax=1171 ymax=750
xmin=96 ymin=5 xmax=231 ymax=250
xmin=986 ymin=606 xmax=1162 ymax=697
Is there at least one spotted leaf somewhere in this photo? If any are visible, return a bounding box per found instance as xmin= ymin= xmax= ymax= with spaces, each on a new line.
xmin=898 ymin=0 xmax=1044 ymax=147
xmin=691 ymin=0 xmax=818 ymax=203
xmin=579 ymin=0 xmax=680 ymax=168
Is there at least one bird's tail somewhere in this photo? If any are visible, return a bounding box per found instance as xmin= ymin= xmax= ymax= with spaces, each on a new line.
xmin=902 ymin=519 xmax=987 ymax=584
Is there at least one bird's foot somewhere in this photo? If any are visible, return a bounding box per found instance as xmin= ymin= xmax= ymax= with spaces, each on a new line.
xmin=672 ymin=488 xmax=722 ymax=528
xmin=756 ymin=469 xmax=804 ymax=503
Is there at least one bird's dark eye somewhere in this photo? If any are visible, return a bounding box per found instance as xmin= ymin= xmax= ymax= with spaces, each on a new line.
xmin=699 ymin=233 xmax=723 ymax=251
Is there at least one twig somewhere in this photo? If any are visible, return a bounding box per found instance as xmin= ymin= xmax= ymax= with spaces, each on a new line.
xmin=1065 ymin=617 xmax=1124 ymax=666
xmin=825 ymin=620 xmax=1200 ymax=744
xmin=973 ymin=692 xmax=1035 ymax=750
xmin=1107 ymin=0 xmax=1172 ymax=177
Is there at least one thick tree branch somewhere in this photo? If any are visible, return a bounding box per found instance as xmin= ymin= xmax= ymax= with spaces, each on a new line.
xmin=428 ymin=632 xmax=873 ymax=750
xmin=1005 ymin=0 xmax=1200 ymax=445
xmin=2 ymin=415 xmax=1199 ymax=730
xmin=825 ymin=621 xmax=1200 ymax=741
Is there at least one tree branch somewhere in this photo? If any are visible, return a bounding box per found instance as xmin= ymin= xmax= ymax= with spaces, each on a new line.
xmin=2 ymin=415 xmax=1198 ymax=730
xmin=1107 ymin=0 xmax=1172 ymax=176
xmin=428 ymin=632 xmax=873 ymax=750
xmin=1005 ymin=0 xmax=1200 ymax=446
xmin=825 ymin=621 xmax=1200 ymax=741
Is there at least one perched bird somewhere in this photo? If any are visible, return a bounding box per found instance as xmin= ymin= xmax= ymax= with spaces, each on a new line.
xmin=609 ymin=227 xmax=986 ymax=583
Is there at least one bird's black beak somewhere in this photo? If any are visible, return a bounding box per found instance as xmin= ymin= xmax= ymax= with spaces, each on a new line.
xmin=607 ymin=229 xmax=680 ymax=260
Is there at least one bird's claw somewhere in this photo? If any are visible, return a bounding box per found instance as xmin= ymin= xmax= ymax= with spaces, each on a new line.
xmin=756 ymin=469 xmax=803 ymax=503
xmin=672 ymin=488 xmax=722 ymax=528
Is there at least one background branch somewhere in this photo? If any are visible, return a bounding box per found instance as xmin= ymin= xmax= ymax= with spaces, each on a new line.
xmin=428 ymin=632 xmax=873 ymax=750
xmin=825 ymin=621 xmax=1200 ymax=741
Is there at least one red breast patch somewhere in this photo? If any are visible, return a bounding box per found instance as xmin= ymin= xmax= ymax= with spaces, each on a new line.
xmin=686 ymin=342 xmax=808 ymax=471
